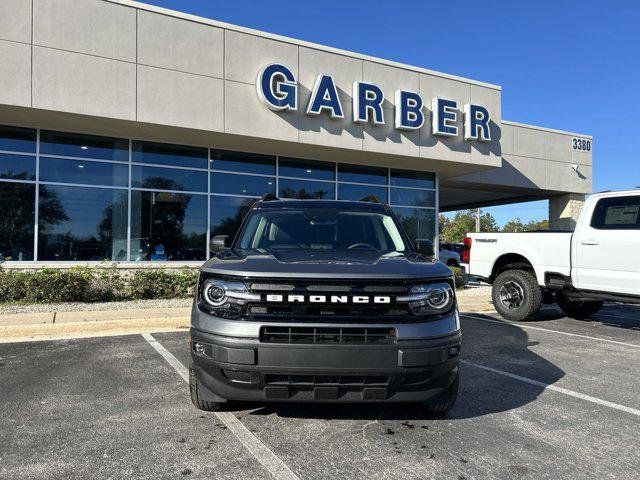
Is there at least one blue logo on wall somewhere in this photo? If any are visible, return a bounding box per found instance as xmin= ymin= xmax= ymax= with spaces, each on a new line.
xmin=256 ymin=63 xmax=491 ymax=142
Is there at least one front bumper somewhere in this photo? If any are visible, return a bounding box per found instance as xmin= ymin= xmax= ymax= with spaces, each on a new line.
xmin=190 ymin=308 xmax=461 ymax=404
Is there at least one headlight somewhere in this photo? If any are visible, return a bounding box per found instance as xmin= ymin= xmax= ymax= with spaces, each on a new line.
xmin=397 ymin=282 xmax=454 ymax=316
xmin=200 ymin=278 xmax=260 ymax=318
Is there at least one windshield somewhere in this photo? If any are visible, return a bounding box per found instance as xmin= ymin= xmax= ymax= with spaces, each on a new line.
xmin=237 ymin=207 xmax=406 ymax=253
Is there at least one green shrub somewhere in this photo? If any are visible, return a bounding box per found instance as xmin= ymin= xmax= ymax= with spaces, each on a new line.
xmin=450 ymin=267 xmax=468 ymax=289
xmin=128 ymin=268 xmax=198 ymax=300
xmin=0 ymin=266 xmax=199 ymax=304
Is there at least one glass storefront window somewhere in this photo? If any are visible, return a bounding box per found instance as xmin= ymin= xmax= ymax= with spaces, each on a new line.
xmin=40 ymin=131 xmax=128 ymax=161
xmin=279 ymin=158 xmax=335 ymax=181
xmin=338 ymin=183 xmax=388 ymax=202
xmin=0 ymin=126 xmax=36 ymax=153
xmin=0 ymin=126 xmax=439 ymax=261
xmin=0 ymin=153 xmax=36 ymax=181
xmin=40 ymin=157 xmax=128 ymax=187
xmin=38 ymin=185 xmax=128 ymax=261
xmin=392 ymin=207 xmax=436 ymax=241
xmin=211 ymin=149 xmax=275 ymax=176
xmin=390 ymin=188 xmax=436 ymax=208
xmin=132 ymin=141 xmax=207 ymax=169
xmin=390 ymin=169 xmax=435 ymax=189
xmin=131 ymin=165 xmax=207 ymax=192
xmin=338 ymin=164 xmax=387 ymax=185
xmin=0 ymin=182 xmax=35 ymax=261
xmin=210 ymin=195 xmax=256 ymax=239
xmin=130 ymin=191 xmax=207 ymax=261
xmin=211 ymin=172 xmax=275 ymax=197
xmin=279 ymin=178 xmax=334 ymax=199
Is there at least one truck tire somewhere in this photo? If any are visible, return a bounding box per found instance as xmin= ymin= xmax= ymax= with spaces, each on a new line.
xmin=423 ymin=371 xmax=459 ymax=415
xmin=492 ymin=269 xmax=541 ymax=321
xmin=556 ymin=294 xmax=604 ymax=319
xmin=189 ymin=367 xmax=227 ymax=412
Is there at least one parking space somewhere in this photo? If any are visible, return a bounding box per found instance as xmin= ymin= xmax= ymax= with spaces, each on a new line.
xmin=1 ymin=304 xmax=639 ymax=479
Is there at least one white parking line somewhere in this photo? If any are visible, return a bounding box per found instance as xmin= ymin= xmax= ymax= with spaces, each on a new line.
xmin=141 ymin=333 xmax=300 ymax=480
xmin=461 ymin=314 xmax=640 ymax=349
xmin=461 ymin=360 xmax=640 ymax=417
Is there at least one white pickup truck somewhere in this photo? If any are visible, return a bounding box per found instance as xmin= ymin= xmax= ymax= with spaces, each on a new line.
xmin=462 ymin=190 xmax=640 ymax=321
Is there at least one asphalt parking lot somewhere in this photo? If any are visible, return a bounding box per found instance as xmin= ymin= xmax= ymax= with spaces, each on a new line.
xmin=1 ymin=304 xmax=639 ymax=480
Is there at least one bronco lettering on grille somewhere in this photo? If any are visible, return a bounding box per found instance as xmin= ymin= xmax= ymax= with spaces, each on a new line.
xmin=264 ymin=294 xmax=391 ymax=304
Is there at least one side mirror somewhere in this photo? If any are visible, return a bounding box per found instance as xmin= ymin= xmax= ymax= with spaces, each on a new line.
xmin=415 ymin=238 xmax=435 ymax=257
xmin=209 ymin=235 xmax=229 ymax=255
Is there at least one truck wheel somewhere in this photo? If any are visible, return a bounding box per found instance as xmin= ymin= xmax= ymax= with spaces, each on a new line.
xmin=492 ymin=270 xmax=541 ymax=321
xmin=189 ymin=367 xmax=227 ymax=412
xmin=556 ymin=294 xmax=604 ymax=319
xmin=423 ymin=372 xmax=459 ymax=415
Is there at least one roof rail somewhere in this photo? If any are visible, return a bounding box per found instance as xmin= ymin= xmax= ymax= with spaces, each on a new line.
xmin=359 ymin=195 xmax=382 ymax=204
xmin=260 ymin=193 xmax=280 ymax=202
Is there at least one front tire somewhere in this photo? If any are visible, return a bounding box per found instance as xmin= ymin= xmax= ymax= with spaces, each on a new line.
xmin=556 ymin=293 xmax=604 ymax=319
xmin=189 ymin=367 xmax=227 ymax=412
xmin=492 ymin=269 xmax=542 ymax=321
xmin=423 ymin=372 xmax=459 ymax=415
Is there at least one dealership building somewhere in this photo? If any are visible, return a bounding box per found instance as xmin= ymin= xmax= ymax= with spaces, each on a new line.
xmin=0 ymin=0 xmax=592 ymax=265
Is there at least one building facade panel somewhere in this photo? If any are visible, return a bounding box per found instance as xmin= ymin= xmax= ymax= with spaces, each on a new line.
xmin=32 ymin=46 xmax=136 ymax=120
xmin=0 ymin=0 xmax=32 ymax=44
xmin=33 ymin=0 xmax=136 ymax=62
xmin=224 ymin=30 xmax=299 ymax=85
xmin=0 ymin=41 xmax=31 ymax=108
xmin=137 ymin=10 xmax=224 ymax=78
xmin=137 ymin=65 xmax=224 ymax=131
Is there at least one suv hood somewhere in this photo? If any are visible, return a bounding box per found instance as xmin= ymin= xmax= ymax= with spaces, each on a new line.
xmin=201 ymin=249 xmax=452 ymax=280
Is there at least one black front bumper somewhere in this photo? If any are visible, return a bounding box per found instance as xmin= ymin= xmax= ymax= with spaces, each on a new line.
xmin=190 ymin=327 xmax=461 ymax=404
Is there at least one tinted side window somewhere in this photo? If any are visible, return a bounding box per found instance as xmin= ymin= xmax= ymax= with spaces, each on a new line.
xmin=590 ymin=196 xmax=640 ymax=230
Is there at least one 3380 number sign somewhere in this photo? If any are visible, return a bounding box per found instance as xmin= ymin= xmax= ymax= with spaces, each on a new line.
xmin=572 ymin=137 xmax=591 ymax=151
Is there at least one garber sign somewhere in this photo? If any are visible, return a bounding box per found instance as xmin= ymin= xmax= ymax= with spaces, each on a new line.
xmin=257 ymin=63 xmax=492 ymax=142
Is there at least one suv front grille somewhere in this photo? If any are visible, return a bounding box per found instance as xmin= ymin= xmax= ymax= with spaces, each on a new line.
xmin=264 ymin=374 xmax=390 ymax=386
xmin=244 ymin=280 xmax=415 ymax=323
xmin=260 ymin=326 xmax=396 ymax=344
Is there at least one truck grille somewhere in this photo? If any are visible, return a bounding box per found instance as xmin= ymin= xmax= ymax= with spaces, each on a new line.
xmin=264 ymin=374 xmax=390 ymax=386
xmin=260 ymin=326 xmax=396 ymax=344
xmin=244 ymin=280 xmax=414 ymax=323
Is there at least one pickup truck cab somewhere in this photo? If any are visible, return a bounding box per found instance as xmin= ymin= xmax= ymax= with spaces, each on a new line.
xmin=464 ymin=190 xmax=640 ymax=321
xmin=190 ymin=195 xmax=461 ymax=413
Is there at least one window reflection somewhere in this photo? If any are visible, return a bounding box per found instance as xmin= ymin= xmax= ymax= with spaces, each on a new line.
xmin=390 ymin=188 xmax=435 ymax=208
xmin=210 ymin=195 xmax=255 ymax=239
xmin=130 ymin=191 xmax=207 ymax=261
xmin=338 ymin=183 xmax=388 ymax=202
xmin=279 ymin=178 xmax=334 ymax=199
xmin=279 ymin=158 xmax=334 ymax=181
xmin=131 ymin=165 xmax=207 ymax=192
xmin=0 ymin=153 xmax=36 ymax=181
xmin=390 ymin=169 xmax=435 ymax=189
xmin=133 ymin=141 xmax=207 ymax=169
xmin=338 ymin=164 xmax=387 ymax=185
xmin=211 ymin=149 xmax=275 ymax=175
xmin=0 ymin=182 xmax=35 ymax=261
xmin=40 ymin=157 xmax=128 ymax=187
xmin=38 ymin=185 xmax=128 ymax=261
xmin=40 ymin=131 xmax=128 ymax=161
xmin=392 ymin=207 xmax=435 ymax=241
xmin=211 ymin=172 xmax=275 ymax=196
xmin=0 ymin=125 xmax=36 ymax=153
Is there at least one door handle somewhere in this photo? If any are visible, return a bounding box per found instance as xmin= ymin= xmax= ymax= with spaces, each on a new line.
xmin=581 ymin=239 xmax=599 ymax=245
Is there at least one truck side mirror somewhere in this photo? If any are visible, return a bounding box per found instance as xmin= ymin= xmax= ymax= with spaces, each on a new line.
xmin=415 ymin=239 xmax=435 ymax=257
xmin=209 ymin=235 xmax=229 ymax=255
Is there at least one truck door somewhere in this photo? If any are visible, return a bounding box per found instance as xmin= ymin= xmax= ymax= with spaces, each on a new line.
xmin=573 ymin=195 xmax=640 ymax=295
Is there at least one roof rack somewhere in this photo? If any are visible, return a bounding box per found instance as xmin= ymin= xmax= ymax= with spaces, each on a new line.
xmin=260 ymin=193 xmax=280 ymax=202
xmin=359 ymin=195 xmax=382 ymax=204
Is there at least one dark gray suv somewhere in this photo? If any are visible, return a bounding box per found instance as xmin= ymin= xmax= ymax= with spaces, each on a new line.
xmin=189 ymin=196 xmax=461 ymax=413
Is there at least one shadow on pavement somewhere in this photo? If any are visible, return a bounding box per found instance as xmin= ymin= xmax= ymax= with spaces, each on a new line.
xmin=242 ymin=318 xmax=564 ymax=421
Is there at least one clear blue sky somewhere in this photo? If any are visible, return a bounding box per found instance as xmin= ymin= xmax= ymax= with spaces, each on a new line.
xmin=144 ymin=0 xmax=640 ymax=226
